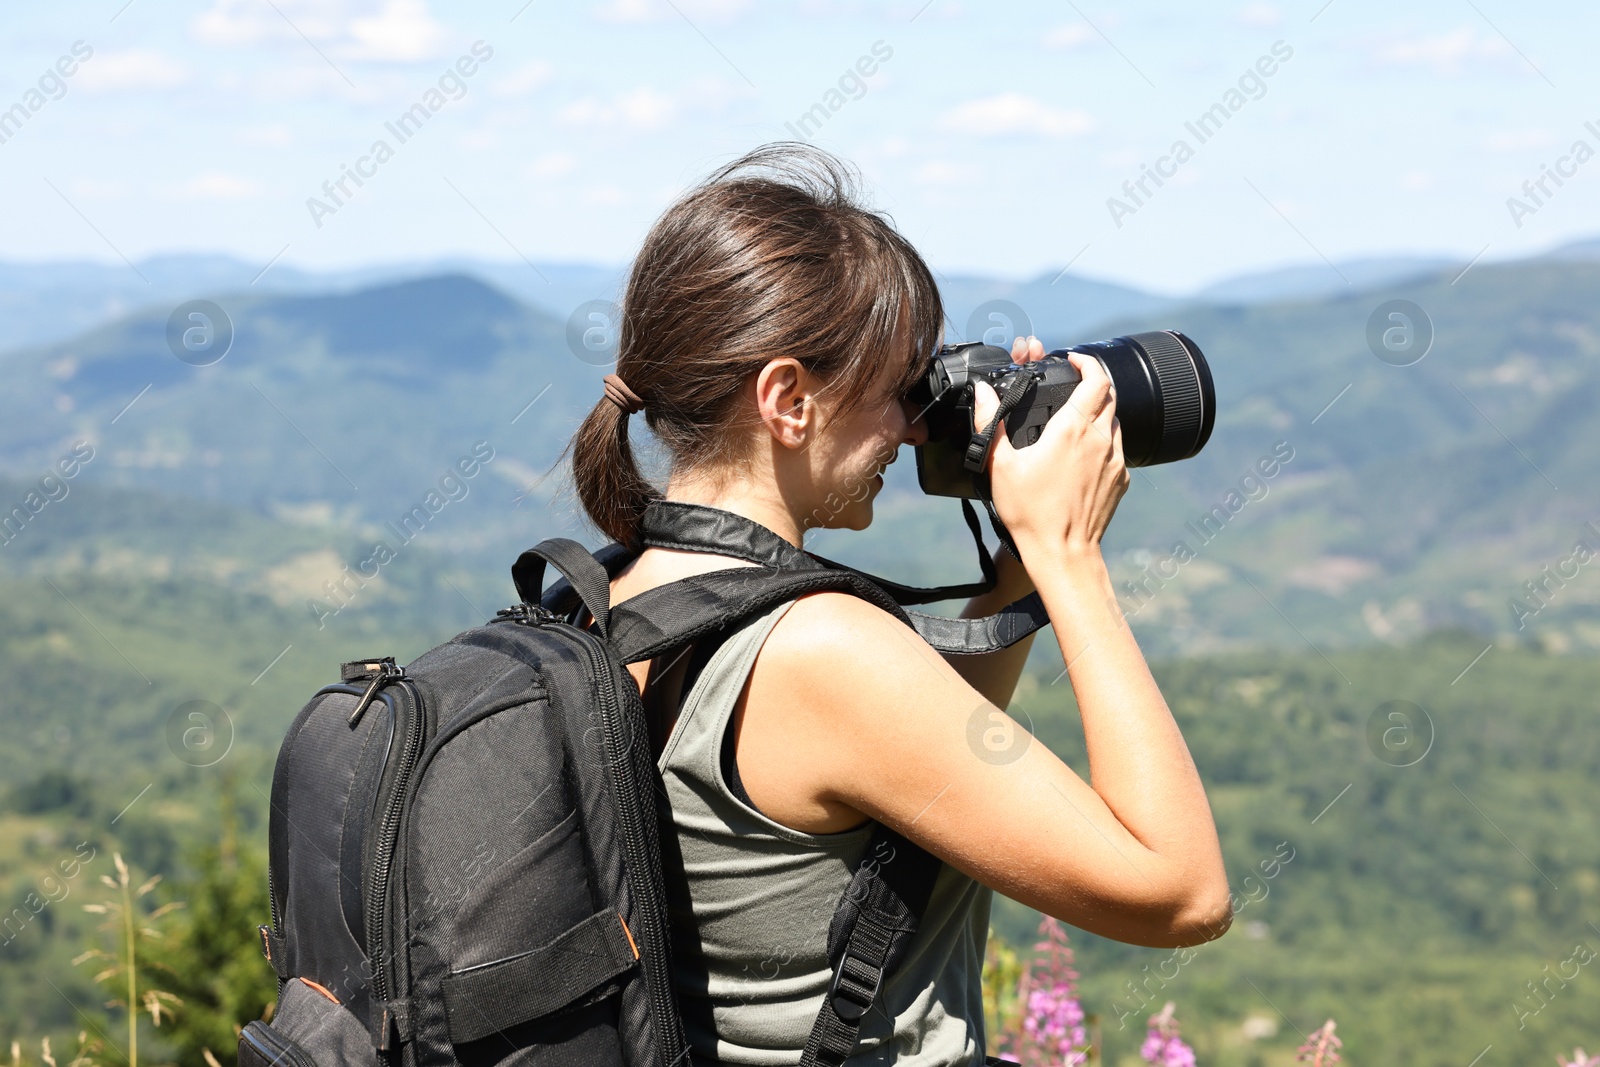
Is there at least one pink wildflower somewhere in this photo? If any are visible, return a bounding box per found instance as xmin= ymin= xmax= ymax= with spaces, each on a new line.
xmin=1140 ymin=1002 xmax=1197 ymax=1067
xmin=1296 ymin=1020 xmax=1342 ymax=1067
xmin=1559 ymin=1050 xmax=1600 ymax=1067
xmin=1009 ymin=917 xmax=1091 ymax=1066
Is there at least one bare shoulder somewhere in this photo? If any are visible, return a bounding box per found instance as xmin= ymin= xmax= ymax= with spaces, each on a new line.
xmin=755 ymin=590 xmax=962 ymax=710
xmin=737 ymin=588 xmax=973 ymax=829
xmin=762 ymin=590 xmax=910 ymax=665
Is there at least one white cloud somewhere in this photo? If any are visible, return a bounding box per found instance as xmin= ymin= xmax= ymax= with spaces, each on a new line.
xmin=1236 ymin=3 xmax=1281 ymax=27
xmin=941 ymin=93 xmax=1093 ymax=138
xmin=559 ymin=87 xmax=676 ymax=130
xmin=595 ymin=0 xmax=750 ymax=23
xmin=175 ymin=172 xmax=262 ymax=199
xmin=1366 ymin=26 xmax=1515 ymax=76
xmin=75 ymin=50 xmax=191 ymax=92
xmin=1043 ymin=23 xmax=1097 ymax=50
xmin=1400 ymin=170 xmax=1435 ymax=191
xmin=343 ymin=0 xmax=446 ymax=61
xmin=193 ymin=0 xmax=338 ymax=47
xmin=192 ymin=0 xmax=445 ymax=61
xmin=492 ymin=61 xmax=555 ymax=98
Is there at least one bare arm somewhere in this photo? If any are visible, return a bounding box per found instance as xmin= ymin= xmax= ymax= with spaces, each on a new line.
xmin=946 ymin=549 xmax=1037 ymax=709
xmin=737 ymin=345 xmax=1231 ymax=947
xmin=743 ymin=590 xmax=1229 ymax=948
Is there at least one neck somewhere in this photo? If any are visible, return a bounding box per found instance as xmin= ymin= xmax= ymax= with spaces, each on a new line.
xmin=663 ymin=472 xmax=805 ymax=547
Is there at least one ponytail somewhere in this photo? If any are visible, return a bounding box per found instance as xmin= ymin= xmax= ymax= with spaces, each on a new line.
xmin=571 ymin=396 xmax=659 ymax=549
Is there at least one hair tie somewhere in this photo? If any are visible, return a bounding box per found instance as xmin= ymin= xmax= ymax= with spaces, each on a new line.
xmin=603 ymin=373 xmax=645 ymax=415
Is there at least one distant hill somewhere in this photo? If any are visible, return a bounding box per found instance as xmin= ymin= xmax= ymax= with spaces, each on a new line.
xmin=934 ymin=269 xmax=1174 ymax=343
xmin=0 ymin=272 xmax=599 ymax=581
xmin=1194 ymin=255 xmax=1457 ymax=305
xmin=0 ymin=255 xmax=627 ymax=352
xmin=0 ymin=253 xmax=1173 ymax=352
xmin=3 ymin=255 xmax=1600 ymax=661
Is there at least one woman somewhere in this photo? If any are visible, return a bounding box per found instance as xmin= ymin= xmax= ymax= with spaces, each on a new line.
xmin=568 ymin=144 xmax=1230 ymax=1066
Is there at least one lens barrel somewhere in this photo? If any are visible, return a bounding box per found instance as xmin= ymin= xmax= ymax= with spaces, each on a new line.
xmin=1062 ymin=331 xmax=1215 ymax=467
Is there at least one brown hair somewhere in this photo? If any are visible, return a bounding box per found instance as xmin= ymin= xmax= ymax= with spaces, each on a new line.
xmin=569 ymin=142 xmax=944 ymax=547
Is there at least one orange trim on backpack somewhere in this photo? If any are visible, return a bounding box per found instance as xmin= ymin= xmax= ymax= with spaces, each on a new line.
xmin=618 ymin=913 xmax=640 ymax=960
xmin=299 ymin=978 xmax=341 ymax=1005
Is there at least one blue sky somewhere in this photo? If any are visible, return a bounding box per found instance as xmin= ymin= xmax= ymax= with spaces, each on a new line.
xmin=1 ymin=0 xmax=1596 ymax=294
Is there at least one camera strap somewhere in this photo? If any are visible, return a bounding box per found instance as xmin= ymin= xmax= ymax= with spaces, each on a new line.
xmin=635 ymin=498 xmax=998 ymax=605
xmin=611 ymin=500 xmax=1048 ymax=657
xmin=955 ymin=368 xmax=1041 ymax=563
xmin=962 ymin=367 xmax=1041 ymax=476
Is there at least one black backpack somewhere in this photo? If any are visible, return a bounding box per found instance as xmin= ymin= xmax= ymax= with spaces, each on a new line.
xmin=244 ymin=500 xmax=1045 ymax=1067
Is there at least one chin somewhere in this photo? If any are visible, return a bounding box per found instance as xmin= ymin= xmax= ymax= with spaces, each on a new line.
xmin=837 ymin=498 xmax=874 ymax=531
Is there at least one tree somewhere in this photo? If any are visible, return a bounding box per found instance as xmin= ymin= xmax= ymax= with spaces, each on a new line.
xmin=146 ymin=781 xmax=276 ymax=1067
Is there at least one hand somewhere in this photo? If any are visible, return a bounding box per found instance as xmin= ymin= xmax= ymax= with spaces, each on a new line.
xmin=971 ymin=336 xmax=1130 ymax=562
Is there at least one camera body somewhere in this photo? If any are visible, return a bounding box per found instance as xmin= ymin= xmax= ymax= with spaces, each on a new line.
xmin=908 ymin=331 xmax=1216 ymax=500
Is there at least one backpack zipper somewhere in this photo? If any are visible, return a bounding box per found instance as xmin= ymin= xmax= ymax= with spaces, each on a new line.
xmin=554 ymin=620 xmax=685 ymax=1065
xmin=349 ymin=657 xmax=403 ymax=727
xmin=240 ymin=1020 xmax=317 ymax=1067
xmin=353 ymin=666 xmax=427 ymax=1044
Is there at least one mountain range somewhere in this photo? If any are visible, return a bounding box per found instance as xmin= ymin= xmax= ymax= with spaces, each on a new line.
xmin=2 ymin=246 xmax=1598 ymax=664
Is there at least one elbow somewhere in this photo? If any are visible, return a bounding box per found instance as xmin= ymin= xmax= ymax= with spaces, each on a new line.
xmin=1163 ymin=880 xmax=1234 ymax=947
xmin=1120 ymin=874 xmax=1232 ymax=949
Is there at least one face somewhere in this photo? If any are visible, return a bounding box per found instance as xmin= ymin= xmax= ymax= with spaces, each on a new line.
xmin=801 ymin=374 xmax=928 ymax=534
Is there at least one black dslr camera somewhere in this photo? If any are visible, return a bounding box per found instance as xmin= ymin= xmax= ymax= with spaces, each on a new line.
xmin=907 ymin=331 xmax=1216 ymax=499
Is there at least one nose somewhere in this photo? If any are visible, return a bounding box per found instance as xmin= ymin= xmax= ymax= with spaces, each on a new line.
xmin=899 ymin=397 xmax=930 ymax=448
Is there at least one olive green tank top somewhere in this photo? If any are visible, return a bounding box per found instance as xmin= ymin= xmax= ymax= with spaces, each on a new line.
xmin=656 ymin=598 xmax=992 ymax=1066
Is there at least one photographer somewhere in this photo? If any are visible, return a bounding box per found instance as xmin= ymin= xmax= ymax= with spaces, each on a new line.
xmin=570 ymin=143 xmax=1230 ymax=1067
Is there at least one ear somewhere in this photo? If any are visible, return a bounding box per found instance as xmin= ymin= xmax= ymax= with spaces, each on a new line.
xmin=754 ymin=358 xmax=814 ymax=450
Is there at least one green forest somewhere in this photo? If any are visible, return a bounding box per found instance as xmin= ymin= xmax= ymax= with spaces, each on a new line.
xmin=3 ymin=553 xmax=1596 ymax=1065
xmin=3 ymin=255 xmax=1599 ymax=1066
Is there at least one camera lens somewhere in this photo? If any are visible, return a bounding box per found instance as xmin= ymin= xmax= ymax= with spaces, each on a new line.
xmin=1061 ymin=331 xmax=1215 ymax=467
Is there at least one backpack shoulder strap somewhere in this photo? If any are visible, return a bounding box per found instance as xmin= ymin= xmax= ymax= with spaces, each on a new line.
xmin=606 ymin=565 xmax=910 ymax=665
xmin=802 ymin=823 xmax=942 ymax=1067
xmin=580 ymin=507 xmax=956 ymax=1063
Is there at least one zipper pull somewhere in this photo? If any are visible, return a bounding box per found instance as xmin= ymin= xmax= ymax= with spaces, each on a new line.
xmin=496 ymin=603 xmax=555 ymax=625
xmin=343 ymin=657 xmax=403 ymax=727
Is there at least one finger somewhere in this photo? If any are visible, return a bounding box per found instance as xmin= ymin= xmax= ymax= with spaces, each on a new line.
xmin=1026 ymin=335 xmax=1045 ymax=362
xmin=971 ymin=380 xmax=1014 ymax=458
xmin=1011 ymin=335 xmax=1028 ymax=362
xmin=1066 ymin=351 xmax=1113 ymax=416
xmin=1112 ymin=418 xmax=1131 ymax=491
xmin=972 ymin=379 xmax=998 ymax=432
